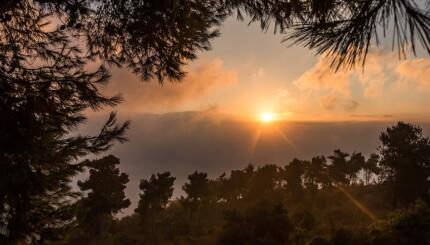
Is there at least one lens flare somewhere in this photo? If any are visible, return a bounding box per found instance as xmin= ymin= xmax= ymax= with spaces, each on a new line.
xmin=261 ymin=112 xmax=275 ymax=123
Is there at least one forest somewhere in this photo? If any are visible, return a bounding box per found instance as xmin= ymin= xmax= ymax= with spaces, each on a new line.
xmin=1 ymin=0 xmax=430 ymax=244
xmin=53 ymin=122 xmax=430 ymax=245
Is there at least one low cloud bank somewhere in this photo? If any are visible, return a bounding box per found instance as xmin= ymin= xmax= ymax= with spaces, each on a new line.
xmin=82 ymin=111 xmax=430 ymax=214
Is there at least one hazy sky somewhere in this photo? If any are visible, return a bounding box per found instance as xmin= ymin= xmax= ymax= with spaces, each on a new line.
xmin=101 ymin=17 xmax=430 ymax=121
xmin=85 ymin=17 xmax=430 ymax=214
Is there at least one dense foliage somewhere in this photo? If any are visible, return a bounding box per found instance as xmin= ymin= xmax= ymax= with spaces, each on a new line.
xmin=77 ymin=156 xmax=131 ymax=235
xmin=2 ymin=0 xmax=429 ymax=80
xmin=0 ymin=2 xmax=129 ymax=243
xmin=54 ymin=122 xmax=430 ymax=245
xmin=1 ymin=0 xmax=429 ymax=244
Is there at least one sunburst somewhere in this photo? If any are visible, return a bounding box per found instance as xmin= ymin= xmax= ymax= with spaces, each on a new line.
xmin=260 ymin=112 xmax=275 ymax=123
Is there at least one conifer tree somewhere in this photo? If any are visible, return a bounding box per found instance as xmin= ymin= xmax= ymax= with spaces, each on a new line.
xmin=135 ymin=172 xmax=175 ymax=218
xmin=0 ymin=2 xmax=128 ymax=243
xmin=77 ymin=155 xmax=130 ymax=235
xmin=1 ymin=0 xmax=429 ymax=242
xmin=328 ymin=150 xmax=350 ymax=185
xmin=284 ymin=159 xmax=305 ymax=199
xmin=379 ymin=122 xmax=430 ymax=208
xmin=2 ymin=1 xmax=428 ymax=75
xmin=183 ymin=171 xmax=211 ymax=208
xmin=362 ymin=153 xmax=380 ymax=185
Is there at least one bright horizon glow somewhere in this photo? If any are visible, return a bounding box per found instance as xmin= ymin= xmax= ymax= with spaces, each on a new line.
xmin=260 ymin=112 xmax=275 ymax=123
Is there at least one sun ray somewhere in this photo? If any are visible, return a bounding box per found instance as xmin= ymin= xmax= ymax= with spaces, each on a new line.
xmin=273 ymin=125 xmax=300 ymax=154
xmin=249 ymin=124 xmax=263 ymax=159
xmin=336 ymin=185 xmax=377 ymax=222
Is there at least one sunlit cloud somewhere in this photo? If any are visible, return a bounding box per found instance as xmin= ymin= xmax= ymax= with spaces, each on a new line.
xmin=291 ymin=51 xmax=394 ymax=108
xmin=274 ymin=50 xmax=430 ymax=120
xmin=344 ymin=100 xmax=360 ymax=112
xmin=320 ymin=94 xmax=339 ymax=111
xmin=396 ymin=58 xmax=430 ymax=89
xmin=102 ymin=58 xmax=238 ymax=113
xmin=293 ymin=55 xmax=352 ymax=97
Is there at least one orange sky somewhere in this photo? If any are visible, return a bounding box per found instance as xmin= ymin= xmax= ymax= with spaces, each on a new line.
xmin=98 ymin=17 xmax=430 ymax=123
xmin=85 ymin=17 xmax=430 ymax=214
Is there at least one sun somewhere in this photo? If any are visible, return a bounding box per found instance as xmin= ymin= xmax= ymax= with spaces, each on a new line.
xmin=260 ymin=112 xmax=275 ymax=123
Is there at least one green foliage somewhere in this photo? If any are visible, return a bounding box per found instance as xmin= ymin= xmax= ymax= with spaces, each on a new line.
xmin=66 ymin=120 xmax=430 ymax=244
xmin=303 ymin=156 xmax=328 ymax=191
xmin=81 ymin=0 xmax=228 ymax=82
xmin=77 ymin=155 xmax=130 ymax=234
xmin=136 ymin=172 xmax=175 ymax=217
xmin=183 ymin=171 xmax=212 ymax=207
xmin=379 ymin=122 xmax=430 ymax=207
xmin=283 ymin=159 xmax=305 ymax=199
xmin=2 ymin=0 xmax=428 ymax=82
xmin=217 ymin=166 xmax=254 ymax=205
xmin=327 ymin=150 xmax=350 ymax=185
xmin=285 ymin=0 xmax=430 ymax=70
xmin=330 ymin=228 xmax=360 ymax=245
xmin=371 ymin=200 xmax=430 ymax=245
xmin=98 ymin=122 xmax=428 ymax=245
xmin=246 ymin=165 xmax=282 ymax=202
xmin=0 ymin=2 xmax=128 ymax=243
xmin=362 ymin=154 xmax=380 ymax=185
xmin=218 ymin=201 xmax=293 ymax=245
xmin=1 ymin=0 xmax=429 ymax=243
xmin=307 ymin=237 xmax=331 ymax=245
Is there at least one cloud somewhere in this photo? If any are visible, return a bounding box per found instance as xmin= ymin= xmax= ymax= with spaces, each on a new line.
xmin=320 ymin=94 xmax=339 ymax=110
xmin=348 ymin=114 xmax=394 ymax=120
xmin=293 ymin=50 xmax=398 ymax=96
xmin=293 ymin=56 xmax=352 ymax=97
xmin=344 ymin=100 xmax=360 ymax=112
xmin=288 ymin=51 xmax=430 ymax=114
xmin=396 ymin=58 xmax=430 ymax=88
xmin=81 ymin=111 xmax=430 ymax=215
xmin=318 ymin=94 xmax=359 ymax=112
xmin=102 ymin=58 xmax=238 ymax=112
xmin=293 ymin=50 xmax=430 ymax=100
xmin=291 ymin=54 xmax=356 ymax=113
xmin=292 ymin=51 xmax=395 ymax=99
xmin=357 ymin=51 xmax=393 ymax=97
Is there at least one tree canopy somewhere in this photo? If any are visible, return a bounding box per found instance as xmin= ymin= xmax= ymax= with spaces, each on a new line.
xmin=378 ymin=122 xmax=430 ymax=207
xmin=135 ymin=172 xmax=176 ymax=217
xmin=78 ymin=155 xmax=131 ymax=222
xmin=0 ymin=2 xmax=129 ymax=242
xmin=1 ymin=0 xmax=429 ymax=243
xmin=55 ymin=122 xmax=430 ymax=245
xmin=1 ymin=0 xmax=429 ymax=82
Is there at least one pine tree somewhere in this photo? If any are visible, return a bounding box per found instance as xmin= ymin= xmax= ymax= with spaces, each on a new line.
xmin=2 ymin=1 xmax=429 ymax=75
xmin=183 ymin=171 xmax=211 ymax=207
xmin=328 ymin=150 xmax=350 ymax=185
xmin=362 ymin=153 xmax=380 ymax=185
xmin=135 ymin=172 xmax=175 ymax=218
xmin=284 ymin=159 xmax=305 ymax=199
xmin=379 ymin=122 xmax=430 ymax=208
xmin=218 ymin=201 xmax=293 ymax=245
xmin=303 ymin=156 xmax=328 ymax=191
xmin=347 ymin=152 xmax=365 ymax=184
xmin=0 ymin=2 xmax=128 ymax=243
xmin=77 ymin=155 xmax=130 ymax=235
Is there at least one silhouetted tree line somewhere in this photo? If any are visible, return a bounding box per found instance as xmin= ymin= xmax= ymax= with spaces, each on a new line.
xmin=1 ymin=0 xmax=429 ymax=244
xmin=50 ymin=122 xmax=430 ymax=245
